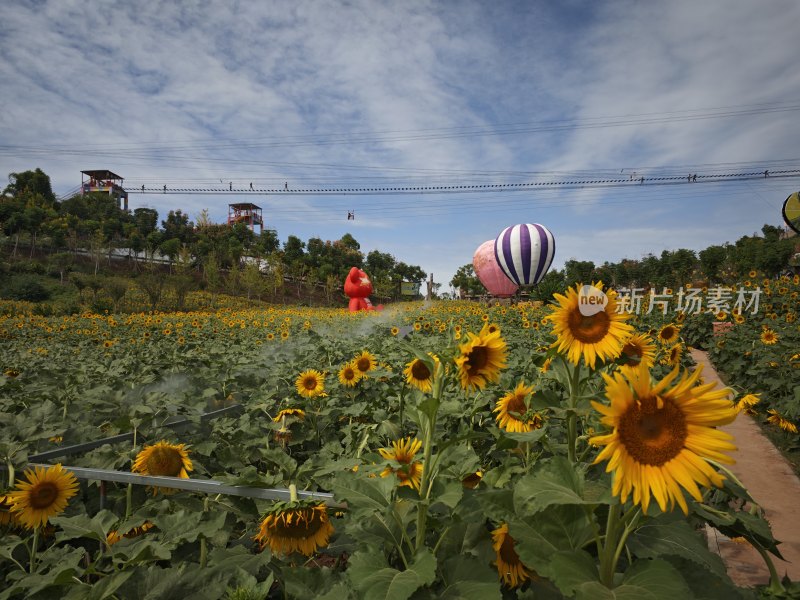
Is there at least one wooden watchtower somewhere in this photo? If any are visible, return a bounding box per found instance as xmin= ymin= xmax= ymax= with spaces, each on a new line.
xmin=81 ymin=170 xmax=129 ymax=211
xmin=228 ymin=203 xmax=264 ymax=234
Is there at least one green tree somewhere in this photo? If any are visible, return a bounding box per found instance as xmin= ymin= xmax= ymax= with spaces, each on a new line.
xmin=138 ymin=272 xmax=165 ymax=311
xmin=4 ymin=168 xmax=56 ymax=205
xmin=564 ymin=259 xmax=596 ymax=286
xmin=241 ymin=262 xmax=266 ymax=301
xmin=450 ymin=264 xmax=484 ymax=298
xmin=698 ymin=245 xmax=727 ymax=281
xmin=104 ymin=278 xmax=129 ymax=312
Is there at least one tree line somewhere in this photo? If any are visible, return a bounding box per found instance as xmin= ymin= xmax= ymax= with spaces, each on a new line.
xmin=0 ymin=168 xmax=426 ymax=307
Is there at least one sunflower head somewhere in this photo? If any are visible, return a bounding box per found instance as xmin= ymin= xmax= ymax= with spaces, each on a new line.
xmin=1 ymin=494 xmax=21 ymax=528
xmin=338 ymin=361 xmax=363 ymax=387
xmin=353 ymin=351 xmax=377 ymax=375
xmin=254 ymin=501 xmax=334 ymax=556
xmin=590 ymin=365 xmax=737 ymax=514
xmin=546 ymin=282 xmax=633 ymax=369
xmin=657 ymin=323 xmax=680 ymax=346
xmin=132 ymin=440 xmax=193 ymax=495
xmin=662 ymin=343 xmax=683 ymax=367
xmin=454 ymin=325 xmax=508 ymax=391
xmin=107 ymin=521 xmax=154 ymax=546
xmin=492 ymin=523 xmax=531 ymax=588
xmin=7 ymin=464 xmax=79 ymax=529
xmin=273 ymin=408 xmax=306 ymax=422
xmin=403 ymin=354 xmax=439 ymax=393
xmin=295 ymin=369 xmax=326 ymax=398
xmin=618 ymin=333 xmax=656 ymax=369
xmin=462 ymin=471 xmax=483 ymax=489
xmin=760 ymin=329 xmax=778 ymax=345
xmin=766 ymin=409 xmax=798 ymax=433
xmin=493 ymin=382 xmax=543 ymax=433
xmin=379 ymin=437 xmax=424 ymax=491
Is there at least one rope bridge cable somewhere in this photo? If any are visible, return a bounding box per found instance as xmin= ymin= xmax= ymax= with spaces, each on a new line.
xmin=126 ymin=169 xmax=800 ymax=196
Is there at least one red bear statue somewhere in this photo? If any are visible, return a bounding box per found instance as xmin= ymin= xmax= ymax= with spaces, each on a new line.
xmin=344 ymin=267 xmax=382 ymax=312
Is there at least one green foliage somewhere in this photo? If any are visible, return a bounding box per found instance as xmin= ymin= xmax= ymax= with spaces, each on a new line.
xmin=2 ymin=274 xmax=51 ymax=301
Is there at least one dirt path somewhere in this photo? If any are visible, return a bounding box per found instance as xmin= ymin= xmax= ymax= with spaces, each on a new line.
xmin=691 ymin=349 xmax=800 ymax=586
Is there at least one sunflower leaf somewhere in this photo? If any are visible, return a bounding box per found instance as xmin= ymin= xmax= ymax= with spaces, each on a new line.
xmin=52 ymin=510 xmax=119 ymax=543
xmin=438 ymin=555 xmax=501 ymax=600
xmin=546 ymin=549 xmax=600 ymax=595
xmin=347 ymin=548 xmax=436 ymax=600
xmin=331 ymin=472 xmax=394 ymax=511
xmin=513 ymin=457 xmax=606 ymax=515
xmin=510 ymin=507 xmax=596 ymax=578
xmin=627 ymin=516 xmax=730 ymax=580
xmin=502 ymin=427 xmax=547 ymax=444
xmin=574 ymin=558 xmax=692 ymax=600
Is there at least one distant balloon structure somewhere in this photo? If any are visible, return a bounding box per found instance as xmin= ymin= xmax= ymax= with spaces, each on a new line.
xmin=473 ymin=240 xmax=519 ymax=298
xmin=494 ymin=223 xmax=555 ymax=286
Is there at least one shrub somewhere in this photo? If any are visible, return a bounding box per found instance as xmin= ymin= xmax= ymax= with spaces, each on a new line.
xmin=2 ymin=275 xmax=51 ymax=302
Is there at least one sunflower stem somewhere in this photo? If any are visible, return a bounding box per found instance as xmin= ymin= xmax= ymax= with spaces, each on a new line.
xmin=754 ymin=543 xmax=786 ymax=593
xmin=289 ymin=484 xmax=298 ymax=503
xmin=415 ymin=364 xmax=443 ymax=554
xmin=567 ymin=362 xmax=582 ymax=463
xmin=611 ymin=508 xmax=641 ymax=576
xmin=599 ymin=503 xmax=621 ymax=587
xmin=6 ymin=460 xmax=14 ymax=488
xmin=29 ymin=526 xmax=39 ymax=573
xmin=125 ymin=483 xmax=133 ymax=520
xmin=399 ymin=382 xmax=406 ymax=437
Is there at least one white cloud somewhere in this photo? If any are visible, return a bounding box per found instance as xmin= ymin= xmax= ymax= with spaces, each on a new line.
xmin=1 ymin=0 xmax=799 ymax=289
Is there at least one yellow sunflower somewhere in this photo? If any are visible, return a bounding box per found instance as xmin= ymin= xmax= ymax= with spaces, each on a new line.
xmin=735 ymin=393 xmax=761 ymax=414
xmin=734 ymin=314 xmax=745 ymax=324
xmin=7 ymin=464 xmax=79 ymax=529
xmin=273 ymin=408 xmax=306 ymax=422
xmin=390 ymin=326 xmax=399 ymax=336
xmin=132 ymin=440 xmax=193 ymax=495
xmin=107 ymin=521 xmax=154 ymax=545
xmin=454 ymin=324 xmax=508 ymax=391
xmin=546 ymin=282 xmax=633 ymax=369
xmin=492 ymin=523 xmax=531 ymax=588
xmin=657 ymin=324 xmax=680 ymax=346
xmin=618 ymin=333 xmax=656 ymax=370
xmin=494 ymin=382 xmax=544 ymax=433
xmin=295 ymin=369 xmax=326 ymax=398
xmin=353 ymin=351 xmax=377 ymax=376
xmin=590 ymin=364 xmax=737 ymax=514
xmin=338 ymin=361 xmax=363 ymax=387
xmin=403 ymin=354 xmax=439 ymax=393
xmin=379 ymin=437 xmax=424 ymax=491
xmin=760 ymin=329 xmax=778 ymax=345
xmin=663 ymin=343 xmax=683 ymax=367
xmin=462 ymin=471 xmax=483 ymax=489
xmin=1 ymin=494 xmax=21 ymax=527
xmin=766 ymin=409 xmax=798 ymax=433
xmin=254 ymin=502 xmax=334 ymax=556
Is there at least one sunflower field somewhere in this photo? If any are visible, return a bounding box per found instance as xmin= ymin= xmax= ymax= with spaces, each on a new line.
xmin=0 ymin=287 xmax=792 ymax=599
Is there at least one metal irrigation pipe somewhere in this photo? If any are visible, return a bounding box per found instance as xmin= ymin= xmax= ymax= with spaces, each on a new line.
xmin=0 ymin=463 xmax=342 ymax=507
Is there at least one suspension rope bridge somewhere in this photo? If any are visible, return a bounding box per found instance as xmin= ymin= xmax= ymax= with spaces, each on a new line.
xmin=124 ymin=168 xmax=800 ymax=196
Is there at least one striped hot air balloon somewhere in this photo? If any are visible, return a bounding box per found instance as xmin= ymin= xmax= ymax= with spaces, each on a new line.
xmin=494 ymin=223 xmax=555 ymax=286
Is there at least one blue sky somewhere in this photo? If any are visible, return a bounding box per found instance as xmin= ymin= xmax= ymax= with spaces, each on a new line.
xmin=2 ymin=0 xmax=799 ymax=291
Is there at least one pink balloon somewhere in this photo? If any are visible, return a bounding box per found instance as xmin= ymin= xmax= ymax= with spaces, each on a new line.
xmin=473 ymin=240 xmax=519 ymax=298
